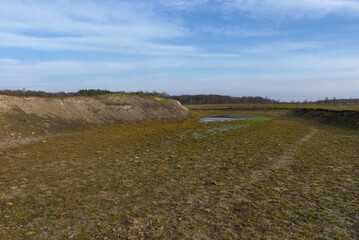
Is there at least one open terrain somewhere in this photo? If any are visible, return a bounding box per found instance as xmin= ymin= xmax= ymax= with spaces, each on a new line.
xmin=0 ymin=102 xmax=358 ymax=239
xmin=0 ymin=94 xmax=190 ymax=146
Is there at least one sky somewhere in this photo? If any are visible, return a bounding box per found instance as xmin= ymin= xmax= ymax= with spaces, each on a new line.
xmin=0 ymin=0 xmax=359 ymax=101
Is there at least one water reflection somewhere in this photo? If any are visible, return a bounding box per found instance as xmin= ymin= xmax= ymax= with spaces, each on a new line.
xmin=166 ymin=114 xmax=271 ymax=143
xmin=199 ymin=114 xmax=272 ymax=123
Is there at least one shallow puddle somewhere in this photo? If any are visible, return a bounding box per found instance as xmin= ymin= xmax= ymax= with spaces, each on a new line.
xmin=199 ymin=114 xmax=272 ymax=123
xmin=167 ymin=114 xmax=271 ymax=143
xmin=192 ymin=124 xmax=251 ymax=139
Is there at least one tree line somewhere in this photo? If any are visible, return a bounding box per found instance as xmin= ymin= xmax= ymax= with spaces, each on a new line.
xmin=170 ymin=94 xmax=278 ymax=104
xmin=0 ymin=89 xmax=357 ymax=104
xmin=0 ymin=89 xmax=76 ymax=97
xmin=0 ymin=89 xmax=170 ymax=98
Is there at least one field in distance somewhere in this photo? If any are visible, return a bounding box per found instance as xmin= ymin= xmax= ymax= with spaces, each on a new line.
xmin=0 ymin=105 xmax=358 ymax=239
xmin=185 ymin=103 xmax=359 ymax=111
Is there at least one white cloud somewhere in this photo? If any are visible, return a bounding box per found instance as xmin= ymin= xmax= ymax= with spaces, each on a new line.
xmin=0 ymin=60 xmax=134 ymax=81
xmin=0 ymin=0 xmax=193 ymax=54
xmin=239 ymin=41 xmax=323 ymax=54
xmin=1 ymin=0 xmax=356 ymax=55
xmin=1 ymin=54 xmax=359 ymax=101
xmin=0 ymin=31 xmax=200 ymax=56
xmin=198 ymin=25 xmax=277 ymax=37
xmin=0 ymin=58 xmax=22 ymax=65
xmin=157 ymin=0 xmax=210 ymax=11
xmin=227 ymin=0 xmax=359 ymax=18
xmin=131 ymin=73 xmax=359 ymax=101
xmin=153 ymin=0 xmax=359 ymax=17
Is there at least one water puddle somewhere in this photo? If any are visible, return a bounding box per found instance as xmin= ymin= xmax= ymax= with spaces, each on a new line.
xmin=166 ymin=114 xmax=271 ymax=143
xmin=192 ymin=124 xmax=251 ymax=139
xmin=199 ymin=114 xmax=272 ymax=123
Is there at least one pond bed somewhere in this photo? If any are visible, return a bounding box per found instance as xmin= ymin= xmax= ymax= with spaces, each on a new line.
xmin=199 ymin=114 xmax=272 ymax=123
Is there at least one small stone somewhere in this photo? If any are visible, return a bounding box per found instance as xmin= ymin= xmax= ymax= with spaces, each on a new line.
xmin=6 ymin=202 xmax=13 ymax=206
xmin=204 ymin=208 xmax=211 ymax=213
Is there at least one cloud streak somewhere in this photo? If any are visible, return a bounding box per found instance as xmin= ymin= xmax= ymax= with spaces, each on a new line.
xmin=227 ymin=0 xmax=359 ymax=18
xmin=0 ymin=0 xmax=193 ymax=54
xmin=156 ymin=0 xmax=359 ymax=17
xmin=1 ymin=54 xmax=358 ymax=99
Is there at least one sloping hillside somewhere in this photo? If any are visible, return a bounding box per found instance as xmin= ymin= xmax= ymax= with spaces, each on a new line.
xmin=292 ymin=108 xmax=359 ymax=129
xmin=0 ymin=94 xmax=190 ymax=144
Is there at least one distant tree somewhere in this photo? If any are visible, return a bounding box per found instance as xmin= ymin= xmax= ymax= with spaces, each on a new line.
xmin=77 ymin=89 xmax=112 ymax=96
xmin=333 ymin=97 xmax=337 ymax=105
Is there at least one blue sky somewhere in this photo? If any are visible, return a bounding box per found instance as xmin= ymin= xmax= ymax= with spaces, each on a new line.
xmin=1 ymin=0 xmax=359 ymax=101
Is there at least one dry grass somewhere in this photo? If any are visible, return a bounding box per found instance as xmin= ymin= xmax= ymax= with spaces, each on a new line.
xmin=0 ymin=110 xmax=358 ymax=239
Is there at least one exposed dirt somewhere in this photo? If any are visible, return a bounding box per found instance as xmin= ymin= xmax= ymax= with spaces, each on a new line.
xmin=0 ymin=94 xmax=190 ymax=146
xmin=0 ymin=94 xmax=189 ymax=123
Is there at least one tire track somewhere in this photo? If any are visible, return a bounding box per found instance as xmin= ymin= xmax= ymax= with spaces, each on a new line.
xmin=248 ymin=127 xmax=318 ymax=184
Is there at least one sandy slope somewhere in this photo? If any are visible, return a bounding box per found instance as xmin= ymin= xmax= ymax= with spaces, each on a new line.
xmin=0 ymin=94 xmax=190 ymax=144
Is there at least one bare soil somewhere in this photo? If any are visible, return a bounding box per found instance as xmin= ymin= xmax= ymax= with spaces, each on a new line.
xmin=0 ymin=94 xmax=190 ymax=145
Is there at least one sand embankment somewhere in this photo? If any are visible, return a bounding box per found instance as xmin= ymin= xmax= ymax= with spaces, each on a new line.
xmin=0 ymin=94 xmax=190 ymax=144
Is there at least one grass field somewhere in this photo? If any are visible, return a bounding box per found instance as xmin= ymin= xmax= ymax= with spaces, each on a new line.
xmin=185 ymin=103 xmax=359 ymax=111
xmin=0 ymin=108 xmax=358 ymax=239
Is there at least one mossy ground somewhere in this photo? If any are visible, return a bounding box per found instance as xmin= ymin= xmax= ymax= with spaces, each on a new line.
xmin=0 ymin=110 xmax=358 ymax=239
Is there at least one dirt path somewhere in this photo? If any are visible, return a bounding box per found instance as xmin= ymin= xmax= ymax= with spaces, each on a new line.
xmin=0 ymin=132 xmax=75 ymax=149
xmin=0 ymin=136 xmax=49 ymax=149
xmin=248 ymin=127 xmax=318 ymax=183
